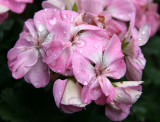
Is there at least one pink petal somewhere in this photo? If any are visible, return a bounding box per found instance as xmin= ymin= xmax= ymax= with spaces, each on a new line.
xmin=9 ymin=48 xmax=39 ymax=79
xmin=42 ymin=0 xmax=65 ymax=10
xmin=103 ymin=34 xmax=126 ymax=79
xmin=72 ymin=52 xmax=96 ymax=85
xmin=23 ymin=19 xmax=37 ymax=39
xmin=42 ymin=40 xmax=63 ymax=64
xmin=107 ymin=0 xmax=135 ymax=21
xmin=105 ymin=102 xmax=131 ymax=121
xmin=76 ymin=30 xmax=108 ymax=64
xmin=81 ymin=84 xmax=92 ymax=104
xmin=48 ymin=47 xmax=72 ymax=75
xmin=0 ymin=5 xmax=9 ymax=14
xmin=53 ymin=79 xmax=67 ymax=108
xmin=33 ymin=8 xmax=61 ymax=31
xmin=138 ymin=24 xmax=150 ymax=46
xmin=0 ymin=0 xmax=26 ymax=13
xmin=125 ymin=88 xmax=142 ymax=103
xmin=98 ymin=76 xmax=115 ymax=103
xmin=125 ymin=52 xmax=146 ymax=81
xmin=114 ymin=87 xmax=132 ymax=104
xmin=114 ymin=81 xmax=143 ymax=88
xmin=94 ymin=94 xmax=106 ymax=105
xmin=89 ymin=78 xmax=103 ymax=101
xmin=61 ymin=105 xmax=83 ymax=114
xmin=24 ymin=57 xmax=50 ymax=88
xmin=78 ymin=0 xmax=107 ymax=15
xmin=61 ymin=80 xmax=85 ymax=107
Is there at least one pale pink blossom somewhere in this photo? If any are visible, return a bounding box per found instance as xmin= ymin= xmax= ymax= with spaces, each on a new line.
xmin=133 ymin=0 xmax=160 ymax=36
xmin=0 ymin=0 xmax=33 ymax=14
xmin=105 ymin=81 xmax=143 ymax=121
xmin=39 ymin=9 xmax=108 ymax=75
xmin=53 ymin=79 xmax=86 ymax=113
xmin=123 ymin=13 xmax=150 ymax=81
xmin=72 ymin=34 xmax=126 ymax=104
xmin=7 ymin=9 xmax=57 ymax=88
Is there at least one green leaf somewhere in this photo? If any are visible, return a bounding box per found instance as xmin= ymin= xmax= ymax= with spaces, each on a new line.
xmin=122 ymin=41 xmax=129 ymax=50
xmin=72 ymin=3 xmax=78 ymax=12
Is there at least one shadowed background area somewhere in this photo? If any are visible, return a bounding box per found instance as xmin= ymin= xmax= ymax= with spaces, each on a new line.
xmin=0 ymin=0 xmax=160 ymax=122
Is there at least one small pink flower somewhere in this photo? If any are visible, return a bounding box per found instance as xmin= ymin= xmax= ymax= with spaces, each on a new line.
xmin=53 ymin=79 xmax=86 ymax=113
xmin=39 ymin=9 xmax=108 ymax=75
xmin=133 ymin=0 xmax=160 ymax=36
xmin=123 ymin=13 xmax=150 ymax=81
xmin=72 ymin=34 xmax=126 ymax=104
xmin=0 ymin=0 xmax=33 ymax=14
xmin=7 ymin=10 xmax=55 ymax=88
xmin=105 ymin=81 xmax=143 ymax=121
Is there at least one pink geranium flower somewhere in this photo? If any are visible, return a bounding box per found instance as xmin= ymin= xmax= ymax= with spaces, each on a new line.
xmin=0 ymin=0 xmax=33 ymax=14
xmin=53 ymin=79 xmax=86 ymax=113
xmin=105 ymin=81 xmax=143 ymax=121
xmin=72 ymin=34 xmax=126 ymax=104
xmin=7 ymin=9 xmax=55 ymax=88
xmin=133 ymin=0 xmax=160 ymax=36
xmin=38 ymin=9 xmax=108 ymax=75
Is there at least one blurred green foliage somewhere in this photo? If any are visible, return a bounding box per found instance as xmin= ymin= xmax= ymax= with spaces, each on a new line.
xmin=0 ymin=1 xmax=160 ymax=122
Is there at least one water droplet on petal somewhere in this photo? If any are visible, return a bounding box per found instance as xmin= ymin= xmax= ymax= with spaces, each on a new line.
xmin=38 ymin=25 xmax=45 ymax=32
xmin=63 ymin=14 xmax=67 ymax=19
xmin=54 ymin=9 xmax=57 ymax=12
xmin=142 ymin=30 xmax=146 ymax=35
xmin=128 ymin=13 xmax=131 ymax=18
xmin=77 ymin=70 xmax=80 ymax=74
xmin=45 ymin=33 xmax=53 ymax=42
xmin=71 ymin=16 xmax=74 ymax=22
xmin=77 ymin=40 xmax=85 ymax=47
xmin=118 ymin=94 xmax=121 ymax=98
xmin=34 ymin=81 xmax=39 ymax=87
xmin=57 ymin=69 xmax=61 ymax=73
xmin=94 ymin=44 xmax=98 ymax=48
xmin=138 ymin=38 xmax=142 ymax=41
xmin=79 ymin=49 xmax=83 ymax=53
xmin=59 ymin=92 xmax=62 ymax=95
xmin=119 ymin=15 xmax=124 ymax=19
xmin=49 ymin=18 xmax=57 ymax=25
xmin=83 ymin=81 xmax=88 ymax=85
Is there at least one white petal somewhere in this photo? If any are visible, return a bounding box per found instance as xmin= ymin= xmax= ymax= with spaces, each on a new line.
xmin=138 ymin=24 xmax=150 ymax=46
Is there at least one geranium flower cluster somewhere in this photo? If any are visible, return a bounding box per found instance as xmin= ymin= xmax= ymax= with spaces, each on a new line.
xmin=0 ymin=0 xmax=34 ymax=24
xmin=7 ymin=0 xmax=157 ymax=121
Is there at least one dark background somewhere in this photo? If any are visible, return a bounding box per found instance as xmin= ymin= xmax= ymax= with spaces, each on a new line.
xmin=0 ymin=0 xmax=160 ymax=122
